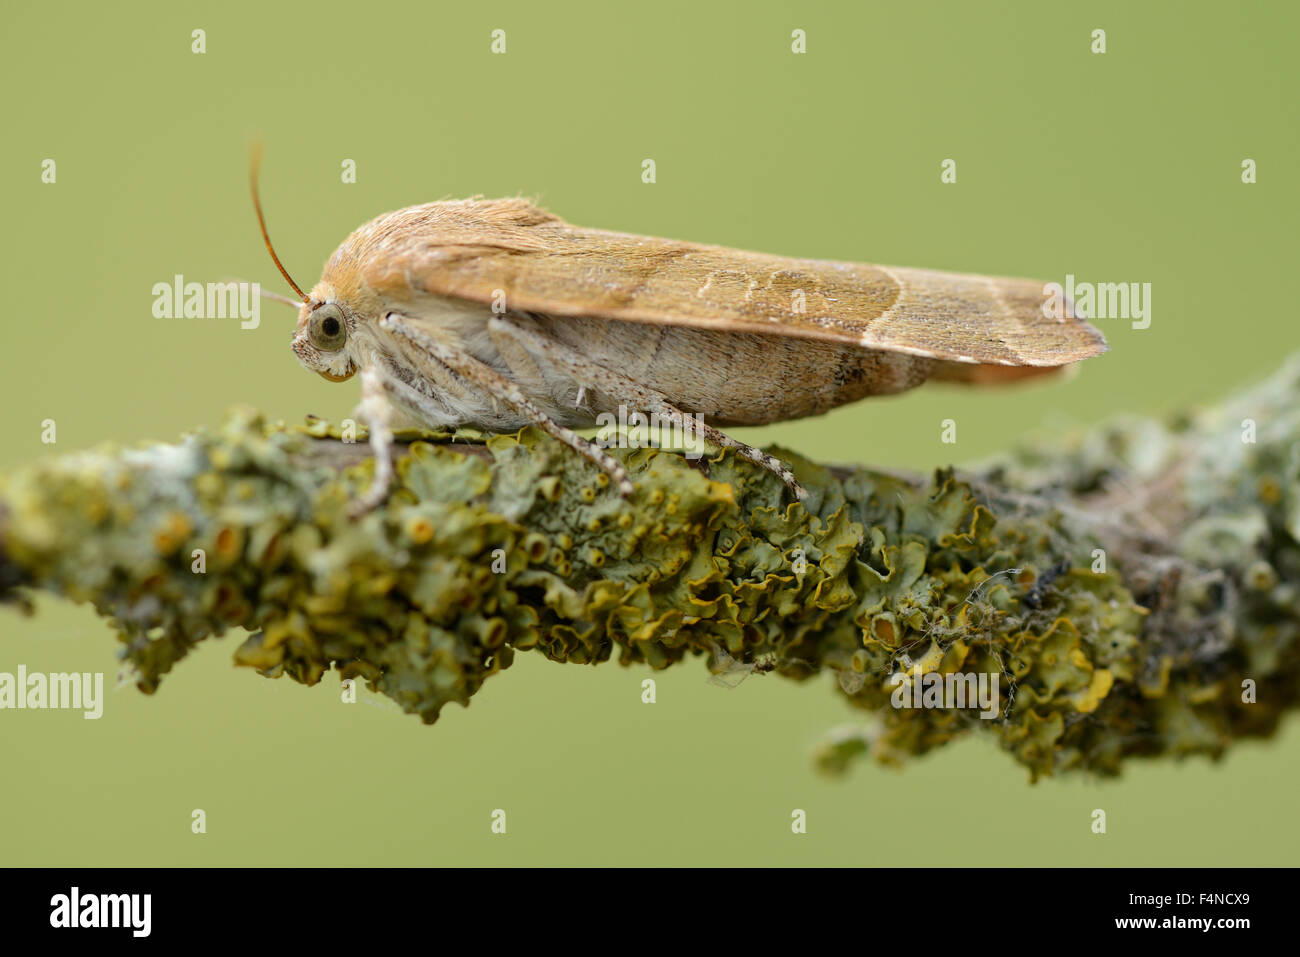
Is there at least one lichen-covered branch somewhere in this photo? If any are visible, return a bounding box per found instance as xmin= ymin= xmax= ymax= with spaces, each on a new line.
xmin=2 ymin=357 xmax=1298 ymax=780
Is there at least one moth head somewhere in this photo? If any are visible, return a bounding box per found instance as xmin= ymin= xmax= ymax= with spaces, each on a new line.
xmin=250 ymin=144 xmax=357 ymax=383
xmin=292 ymin=300 xmax=357 ymax=382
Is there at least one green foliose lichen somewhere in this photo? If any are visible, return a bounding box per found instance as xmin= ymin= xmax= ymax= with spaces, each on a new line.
xmin=3 ymin=358 xmax=1299 ymax=780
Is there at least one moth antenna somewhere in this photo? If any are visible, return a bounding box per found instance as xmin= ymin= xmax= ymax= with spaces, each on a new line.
xmin=216 ymin=275 xmax=302 ymax=309
xmin=249 ymin=142 xmax=316 ymax=307
xmin=259 ymin=288 xmax=306 ymax=308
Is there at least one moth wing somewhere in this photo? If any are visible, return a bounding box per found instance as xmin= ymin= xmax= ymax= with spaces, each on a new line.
xmin=355 ymin=200 xmax=1107 ymax=368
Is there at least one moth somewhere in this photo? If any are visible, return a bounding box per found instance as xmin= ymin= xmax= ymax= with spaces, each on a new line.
xmin=251 ymin=154 xmax=1106 ymax=514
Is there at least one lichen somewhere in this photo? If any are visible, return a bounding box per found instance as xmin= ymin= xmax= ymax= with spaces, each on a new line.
xmin=3 ymin=357 xmax=1299 ymax=780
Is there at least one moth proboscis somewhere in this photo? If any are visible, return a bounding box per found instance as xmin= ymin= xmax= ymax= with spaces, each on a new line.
xmin=250 ymin=151 xmax=1107 ymax=514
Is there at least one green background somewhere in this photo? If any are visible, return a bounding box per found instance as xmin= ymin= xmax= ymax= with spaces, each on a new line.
xmin=2 ymin=0 xmax=1296 ymax=865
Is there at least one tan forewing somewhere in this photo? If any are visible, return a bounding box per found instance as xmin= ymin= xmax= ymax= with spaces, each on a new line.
xmin=346 ymin=199 xmax=1107 ymax=367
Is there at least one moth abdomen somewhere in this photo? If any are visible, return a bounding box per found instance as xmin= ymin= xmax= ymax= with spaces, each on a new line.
xmin=517 ymin=314 xmax=937 ymax=426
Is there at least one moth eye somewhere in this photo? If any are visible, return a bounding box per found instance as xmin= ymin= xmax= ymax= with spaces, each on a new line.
xmin=308 ymin=304 xmax=347 ymax=351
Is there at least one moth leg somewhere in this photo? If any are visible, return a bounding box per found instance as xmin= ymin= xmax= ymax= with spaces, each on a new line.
xmin=380 ymin=313 xmax=634 ymax=496
xmin=686 ymin=416 xmax=807 ymax=500
xmin=350 ymin=364 xmax=397 ymax=517
xmin=488 ymin=314 xmax=808 ymax=499
xmin=643 ymin=399 xmax=809 ymax=500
